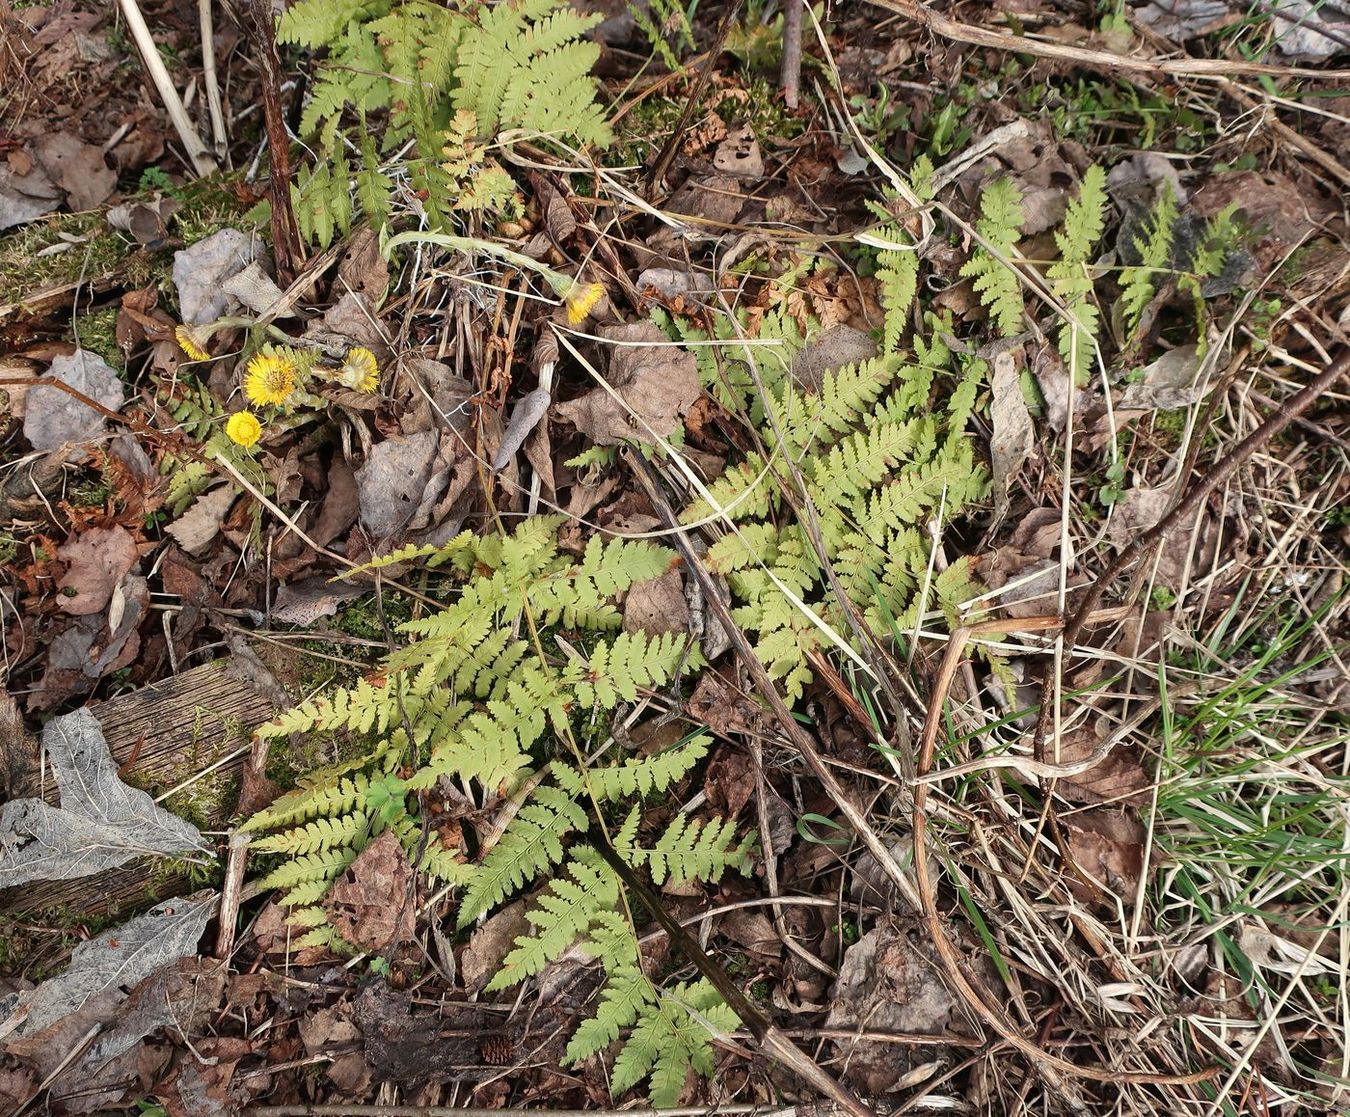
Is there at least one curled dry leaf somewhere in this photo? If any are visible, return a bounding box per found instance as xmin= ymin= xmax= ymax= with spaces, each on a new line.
xmin=555 ymin=322 xmax=700 ymax=446
xmin=56 ymin=524 xmax=139 ymax=616
xmin=0 ymin=708 xmax=208 ymax=888
xmin=322 ymin=830 xmax=416 ymax=952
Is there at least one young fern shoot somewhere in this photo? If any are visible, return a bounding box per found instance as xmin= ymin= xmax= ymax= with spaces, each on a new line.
xmin=1047 ymin=165 xmax=1109 ymax=386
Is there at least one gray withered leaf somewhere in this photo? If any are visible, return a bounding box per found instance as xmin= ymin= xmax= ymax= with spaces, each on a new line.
xmin=0 ymin=892 xmax=217 ymax=1048
xmin=0 ymin=708 xmax=208 ymax=889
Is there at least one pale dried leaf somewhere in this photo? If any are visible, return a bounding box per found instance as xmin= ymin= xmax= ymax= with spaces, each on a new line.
xmin=167 ymin=485 xmax=238 ymax=556
xmin=273 ymin=577 xmax=364 ymax=626
xmin=355 ymin=429 xmax=443 ymax=539
xmin=0 ymin=708 xmax=208 ymax=888
xmin=22 ymin=350 xmax=124 ymax=455
xmin=990 ymin=350 xmax=1034 ymax=520
xmin=1118 ymin=345 xmax=1204 ymax=410
xmin=0 ymin=892 xmax=216 ymax=1046
xmin=172 ymin=228 xmax=260 ymax=325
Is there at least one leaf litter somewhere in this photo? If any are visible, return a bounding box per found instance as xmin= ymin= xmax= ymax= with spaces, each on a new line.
xmin=2 ymin=2 xmax=1349 ymax=1113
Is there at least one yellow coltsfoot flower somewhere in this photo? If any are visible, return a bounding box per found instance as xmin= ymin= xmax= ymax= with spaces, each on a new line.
xmin=337 ymin=347 xmax=380 ymax=393
xmin=175 ymin=324 xmax=213 ymax=362
xmin=244 ymin=349 xmax=299 ymax=407
xmin=564 ymin=281 xmax=604 ymax=326
xmin=226 ymin=410 xmax=263 ymax=448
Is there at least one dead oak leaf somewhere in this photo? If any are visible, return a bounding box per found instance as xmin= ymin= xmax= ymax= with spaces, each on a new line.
xmin=323 ymin=831 xmax=416 ymax=952
xmin=555 ymin=322 xmax=699 ymax=446
xmin=56 ymin=524 xmax=139 ymax=616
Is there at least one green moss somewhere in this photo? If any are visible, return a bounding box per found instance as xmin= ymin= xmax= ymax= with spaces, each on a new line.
xmin=0 ymin=170 xmax=261 ymax=308
xmin=73 ymin=305 xmax=123 ymax=371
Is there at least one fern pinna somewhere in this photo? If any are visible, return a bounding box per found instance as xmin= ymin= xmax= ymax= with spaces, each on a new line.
xmin=277 ymin=0 xmax=610 ymax=244
xmin=243 ymin=519 xmax=753 ymax=1104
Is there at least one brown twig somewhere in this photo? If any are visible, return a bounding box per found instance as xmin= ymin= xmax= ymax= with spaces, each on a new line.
xmin=245 ymin=0 xmax=303 ymax=283
xmin=780 ymin=0 xmax=804 ymax=109
xmin=1030 ymin=346 xmax=1350 ymax=763
xmin=646 ymin=0 xmax=745 ymax=194
xmin=866 ymin=0 xmax=1350 ymax=81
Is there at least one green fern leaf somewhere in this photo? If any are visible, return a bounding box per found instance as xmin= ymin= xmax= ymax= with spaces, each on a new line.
xmin=565 ymin=966 xmax=652 ymax=1064
xmin=1048 ymin=165 xmax=1108 ymax=383
xmin=486 ymin=858 xmax=619 ymax=991
xmin=555 ymin=735 xmax=709 ymax=802
xmin=458 ymin=785 xmax=589 ymax=927
xmin=960 ymin=176 xmax=1025 ymax=336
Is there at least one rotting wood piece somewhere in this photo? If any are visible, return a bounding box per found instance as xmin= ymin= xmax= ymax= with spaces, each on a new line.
xmin=0 ymin=657 xmax=277 ymax=920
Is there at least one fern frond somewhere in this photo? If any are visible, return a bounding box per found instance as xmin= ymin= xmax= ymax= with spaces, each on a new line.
xmin=959 ymin=177 xmax=1025 ymax=336
xmin=682 ymin=454 xmax=776 ymax=526
xmin=1119 ymin=184 xmax=1179 ymax=338
xmin=258 ymin=846 xmax=360 ymax=894
xmin=240 ymin=772 xmax=372 ymax=833
xmin=458 ymin=784 xmax=589 ymax=927
xmin=610 ymin=979 xmax=740 ymax=1106
xmin=1048 ymin=165 xmax=1108 ymax=384
xmin=565 ymin=966 xmax=652 ymax=1064
xmin=621 ymin=813 xmax=753 ymax=886
xmin=250 ymin=810 xmax=373 ymax=857
xmin=576 ymin=632 xmax=688 ymax=709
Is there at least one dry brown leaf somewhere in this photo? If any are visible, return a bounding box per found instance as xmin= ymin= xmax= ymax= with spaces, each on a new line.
xmin=56 ymin=524 xmax=138 ymax=616
xmin=554 ymin=322 xmax=699 ymax=446
xmin=323 ymin=831 xmax=416 ymax=952
xmin=1062 ymin=808 xmax=1145 ymax=904
xmin=460 ymin=901 xmax=530 ymax=994
xmin=166 ymin=485 xmax=238 ymax=557
xmin=1056 ymin=725 xmax=1151 ymax=806
xmin=336 ymin=227 xmax=389 ymax=304
xmin=31 ymin=131 xmax=115 ymax=213
xmin=623 ymin=569 xmax=689 ymax=637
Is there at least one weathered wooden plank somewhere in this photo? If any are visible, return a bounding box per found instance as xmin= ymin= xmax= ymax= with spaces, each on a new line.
xmin=0 ymin=657 xmax=277 ymax=920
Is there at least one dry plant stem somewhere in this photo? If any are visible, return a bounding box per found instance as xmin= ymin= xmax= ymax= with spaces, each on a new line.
xmin=865 ymin=0 xmax=1350 ymax=80
xmin=646 ymin=0 xmax=744 ymax=193
xmin=246 ymin=0 xmax=303 ymax=282
xmin=0 ymin=377 xmax=213 ymax=468
xmin=1030 ymin=346 xmax=1350 ymax=763
xmin=780 ymin=0 xmax=804 ymax=108
xmin=198 ymin=0 xmax=228 ymax=159
xmin=115 ymin=0 xmax=218 ymax=175
xmin=1217 ymin=79 xmax=1350 ymax=189
xmin=910 ymin=618 xmax=1219 ymax=1088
